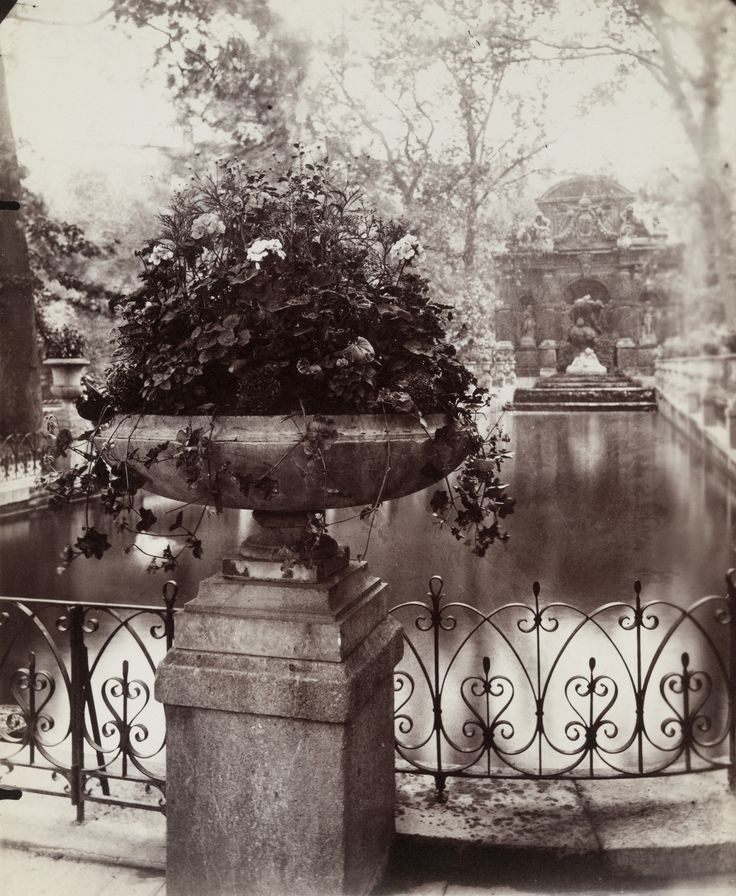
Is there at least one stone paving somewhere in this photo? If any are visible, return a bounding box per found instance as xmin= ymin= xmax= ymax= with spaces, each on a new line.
xmin=1 ymin=772 xmax=734 ymax=895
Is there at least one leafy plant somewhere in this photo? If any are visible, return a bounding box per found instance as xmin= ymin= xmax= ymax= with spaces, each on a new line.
xmin=42 ymin=324 xmax=88 ymax=360
xmin=104 ymin=156 xmax=477 ymax=418
xmin=43 ymin=154 xmax=515 ymax=571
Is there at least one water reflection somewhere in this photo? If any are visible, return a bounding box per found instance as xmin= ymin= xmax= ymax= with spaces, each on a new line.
xmin=0 ymin=412 xmax=732 ymax=608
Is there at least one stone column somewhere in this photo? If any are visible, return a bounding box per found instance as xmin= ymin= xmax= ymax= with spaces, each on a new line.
xmin=156 ymin=551 xmax=403 ymax=896
xmin=615 ymin=338 xmax=637 ymax=375
xmin=536 ymin=274 xmax=558 ymax=343
xmin=614 ymin=271 xmax=638 ymax=342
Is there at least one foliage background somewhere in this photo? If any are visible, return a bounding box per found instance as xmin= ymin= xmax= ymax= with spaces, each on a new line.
xmin=1 ymin=0 xmax=734 ymax=389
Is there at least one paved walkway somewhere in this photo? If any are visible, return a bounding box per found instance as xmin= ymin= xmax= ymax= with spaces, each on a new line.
xmin=1 ymin=772 xmax=734 ymax=894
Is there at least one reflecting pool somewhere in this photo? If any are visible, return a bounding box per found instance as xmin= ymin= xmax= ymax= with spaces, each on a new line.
xmin=0 ymin=412 xmax=733 ymax=609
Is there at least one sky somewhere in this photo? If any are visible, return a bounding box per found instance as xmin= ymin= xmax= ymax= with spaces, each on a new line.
xmin=0 ymin=0 xmax=730 ymax=246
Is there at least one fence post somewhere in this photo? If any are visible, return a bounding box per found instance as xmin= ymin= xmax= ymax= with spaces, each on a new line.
xmin=727 ymin=570 xmax=736 ymax=793
xmin=162 ymin=580 xmax=179 ymax=650
xmin=429 ymin=577 xmax=446 ymax=801
xmin=68 ymin=605 xmax=86 ymax=822
xmin=633 ymin=580 xmax=644 ymax=776
xmin=27 ymin=651 xmax=36 ymax=766
xmin=82 ymin=643 xmax=110 ymax=797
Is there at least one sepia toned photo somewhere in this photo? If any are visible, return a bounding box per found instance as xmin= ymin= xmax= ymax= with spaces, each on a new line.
xmin=0 ymin=1 xmax=734 ymax=894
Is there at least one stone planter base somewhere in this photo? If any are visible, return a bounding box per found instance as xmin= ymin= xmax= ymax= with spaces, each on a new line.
xmin=156 ymin=561 xmax=403 ymax=896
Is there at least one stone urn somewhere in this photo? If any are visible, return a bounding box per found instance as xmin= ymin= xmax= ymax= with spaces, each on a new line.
xmin=103 ymin=413 xmax=474 ymax=895
xmin=43 ymin=358 xmax=90 ymax=400
xmin=98 ymin=413 xmax=472 ymax=571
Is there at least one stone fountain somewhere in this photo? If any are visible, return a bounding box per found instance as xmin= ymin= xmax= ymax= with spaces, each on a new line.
xmin=512 ymin=295 xmax=656 ymax=411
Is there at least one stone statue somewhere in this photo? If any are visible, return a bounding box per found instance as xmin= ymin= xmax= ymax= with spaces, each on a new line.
xmin=567 ymin=294 xmax=606 ymax=374
xmin=530 ymin=213 xmax=553 ymax=252
xmin=517 ymin=212 xmax=553 ymax=253
xmin=520 ymin=307 xmax=536 ymax=346
xmin=568 ymin=316 xmax=598 ymax=353
xmin=570 ymin=294 xmax=604 ymax=334
xmin=640 ymin=303 xmax=657 ymax=345
xmin=566 ymin=346 xmax=607 ymax=375
xmin=617 ymin=204 xmax=649 ymax=249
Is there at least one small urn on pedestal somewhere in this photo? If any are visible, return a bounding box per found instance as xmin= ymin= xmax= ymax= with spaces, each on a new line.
xmin=43 ymin=357 xmax=90 ymax=432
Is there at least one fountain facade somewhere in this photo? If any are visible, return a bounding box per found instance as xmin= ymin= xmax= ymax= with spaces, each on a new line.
xmin=494 ymin=176 xmax=683 ymax=377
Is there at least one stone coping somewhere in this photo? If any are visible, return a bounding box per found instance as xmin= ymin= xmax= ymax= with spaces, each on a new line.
xmin=393 ymin=771 xmax=736 ymax=879
xmin=1 ymin=771 xmax=734 ymax=893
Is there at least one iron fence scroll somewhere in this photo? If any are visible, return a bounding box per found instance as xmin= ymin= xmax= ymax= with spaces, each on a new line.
xmin=0 ymin=581 xmax=179 ymax=819
xmin=390 ymin=573 xmax=735 ymax=799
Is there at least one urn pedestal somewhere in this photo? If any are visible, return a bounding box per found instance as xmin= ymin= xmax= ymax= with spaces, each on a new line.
xmin=515 ymin=347 xmax=540 ymax=378
xmin=538 ymin=339 xmax=558 ymax=377
xmin=157 ymin=559 xmax=402 ymax=896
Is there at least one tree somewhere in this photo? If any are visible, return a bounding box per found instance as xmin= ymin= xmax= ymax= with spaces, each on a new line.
xmin=314 ymin=0 xmax=555 ymax=282
xmin=300 ymin=0 xmax=566 ymax=356
xmin=617 ymin=0 xmax=735 ymax=324
xmin=0 ymin=48 xmax=41 ymax=434
xmin=112 ymin=0 xmax=309 ymax=165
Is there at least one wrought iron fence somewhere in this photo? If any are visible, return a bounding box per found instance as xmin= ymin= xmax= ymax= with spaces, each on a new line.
xmin=0 ymin=431 xmax=52 ymax=483
xmin=389 ymin=574 xmax=736 ymax=799
xmin=0 ymin=582 xmax=179 ymax=819
xmin=2 ymin=571 xmax=733 ymax=818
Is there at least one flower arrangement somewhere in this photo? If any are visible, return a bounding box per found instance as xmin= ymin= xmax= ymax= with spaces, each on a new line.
xmin=42 ymin=324 xmax=88 ymax=360
xmin=45 ymin=155 xmax=514 ymax=572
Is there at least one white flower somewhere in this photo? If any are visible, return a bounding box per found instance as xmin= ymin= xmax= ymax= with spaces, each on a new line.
xmin=389 ymin=233 xmax=425 ymax=263
xmin=246 ymin=238 xmax=286 ymax=268
xmin=149 ymin=244 xmax=174 ymax=266
xmin=191 ymin=212 xmax=226 ymax=240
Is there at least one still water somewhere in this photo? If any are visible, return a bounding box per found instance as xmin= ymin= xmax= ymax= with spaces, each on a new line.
xmin=0 ymin=412 xmax=732 ymax=608
xmin=1 ymin=411 xmax=731 ymax=784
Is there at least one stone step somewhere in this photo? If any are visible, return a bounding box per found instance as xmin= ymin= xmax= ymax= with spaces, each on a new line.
xmin=511 ymin=369 xmax=656 ymax=412
xmin=533 ymin=377 xmax=630 ymax=388
xmin=514 ymin=389 xmax=655 ymax=403
xmin=512 ymin=401 xmax=657 ymax=412
xmin=516 ymin=383 xmax=653 ymax=395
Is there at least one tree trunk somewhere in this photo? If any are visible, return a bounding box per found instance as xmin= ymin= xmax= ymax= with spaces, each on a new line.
xmin=463 ymin=175 xmax=479 ymax=279
xmin=0 ymin=47 xmax=41 ymax=434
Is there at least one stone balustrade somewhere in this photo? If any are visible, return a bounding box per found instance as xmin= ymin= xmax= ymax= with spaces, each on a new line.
xmin=655 ymin=354 xmax=736 ymax=448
